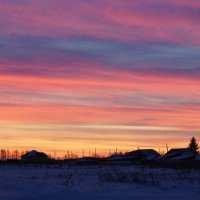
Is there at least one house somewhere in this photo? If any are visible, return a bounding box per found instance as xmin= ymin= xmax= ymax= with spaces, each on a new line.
xmin=159 ymin=148 xmax=196 ymax=160
xmin=108 ymin=149 xmax=160 ymax=161
xmin=123 ymin=149 xmax=160 ymax=160
xmin=21 ymin=150 xmax=48 ymax=162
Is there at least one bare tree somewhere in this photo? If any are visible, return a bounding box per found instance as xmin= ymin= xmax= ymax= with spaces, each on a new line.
xmin=0 ymin=149 xmax=6 ymax=160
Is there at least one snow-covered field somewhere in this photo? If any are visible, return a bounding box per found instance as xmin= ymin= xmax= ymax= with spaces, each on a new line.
xmin=0 ymin=164 xmax=200 ymax=200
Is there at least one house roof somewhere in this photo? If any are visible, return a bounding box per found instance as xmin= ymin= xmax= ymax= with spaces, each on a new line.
xmin=108 ymin=149 xmax=160 ymax=161
xmin=161 ymin=148 xmax=195 ymax=160
xmin=21 ymin=150 xmax=48 ymax=158
xmin=125 ymin=149 xmax=160 ymax=156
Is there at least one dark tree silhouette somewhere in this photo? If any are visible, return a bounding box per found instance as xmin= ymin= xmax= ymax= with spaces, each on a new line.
xmin=188 ymin=137 xmax=199 ymax=154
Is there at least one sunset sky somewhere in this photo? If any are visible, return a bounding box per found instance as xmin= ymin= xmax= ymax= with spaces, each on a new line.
xmin=0 ymin=0 xmax=200 ymax=157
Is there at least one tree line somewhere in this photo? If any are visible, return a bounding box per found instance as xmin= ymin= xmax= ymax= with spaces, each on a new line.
xmin=0 ymin=149 xmax=28 ymax=160
xmin=0 ymin=137 xmax=199 ymax=160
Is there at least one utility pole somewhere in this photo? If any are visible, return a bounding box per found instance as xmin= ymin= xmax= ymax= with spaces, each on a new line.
xmin=54 ymin=150 xmax=56 ymax=159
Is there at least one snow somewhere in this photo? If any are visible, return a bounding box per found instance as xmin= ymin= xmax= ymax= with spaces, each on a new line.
xmin=26 ymin=150 xmax=39 ymax=156
xmin=0 ymin=164 xmax=200 ymax=200
xmin=159 ymin=149 xmax=195 ymax=160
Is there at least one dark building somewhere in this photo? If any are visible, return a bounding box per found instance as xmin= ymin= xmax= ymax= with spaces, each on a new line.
xmin=21 ymin=150 xmax=48 ymax=162
xmin=109 ymin=149 xmax=160 ymax=161
xmin=124 ymin=149 xmax=160 ymax=160
xmin=160 ymin=148 xmax=196 ymax=160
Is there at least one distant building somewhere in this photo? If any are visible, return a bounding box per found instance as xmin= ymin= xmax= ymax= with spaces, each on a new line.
xmin=21 ymin=150 xmax=48 ymax=162
xmin=160 ymin=148 xmax=196 ymax=160
xmin=124 ymin=149 xmax=160 ymax=160
xmin=109 ymin=149 xmax=160 ymax=161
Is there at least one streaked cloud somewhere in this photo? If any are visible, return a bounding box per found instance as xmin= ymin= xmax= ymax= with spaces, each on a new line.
xmin=0 ymin=0 xmax=200 ymax=156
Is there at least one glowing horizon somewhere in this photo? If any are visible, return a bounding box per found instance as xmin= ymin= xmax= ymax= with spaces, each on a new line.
xmin=0 ymin=0 xmax=200 ymax=157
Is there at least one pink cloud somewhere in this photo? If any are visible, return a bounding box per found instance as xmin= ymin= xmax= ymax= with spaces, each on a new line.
xmin=0 ymin=0 xmax=199 ymax=45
